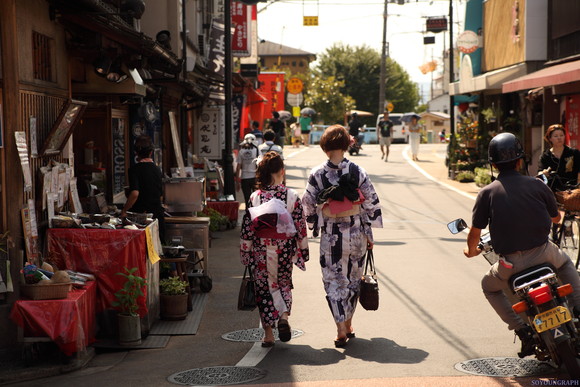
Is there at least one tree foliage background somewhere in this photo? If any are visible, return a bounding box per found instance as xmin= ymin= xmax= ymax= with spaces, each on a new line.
xmin=306 ymin=43 xmax=420 ymax=123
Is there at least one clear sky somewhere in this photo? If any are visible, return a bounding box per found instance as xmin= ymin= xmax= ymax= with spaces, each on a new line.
xmin=257 ymin=0 xmax=465 ymax=100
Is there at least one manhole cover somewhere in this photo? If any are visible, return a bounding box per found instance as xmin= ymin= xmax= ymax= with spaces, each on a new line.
xmin=455 ymin=357 xmax=556 ymax=377
xmin=221 ymin=327 xmax=304 ymax=342
xmin=168 ymin=366 xmax=266 ymax=386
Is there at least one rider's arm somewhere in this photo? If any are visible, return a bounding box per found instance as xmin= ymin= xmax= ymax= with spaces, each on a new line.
xmin=464 ymin=226 xmax=482 ymax=258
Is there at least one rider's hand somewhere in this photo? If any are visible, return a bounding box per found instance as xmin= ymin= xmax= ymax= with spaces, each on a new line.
xmin=542 ymin=167 xmax=551 ymax=176
xmin=463 ymin=246 xmax=481 ymax=258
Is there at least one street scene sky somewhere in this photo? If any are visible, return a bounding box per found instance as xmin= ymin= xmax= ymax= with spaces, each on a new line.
xmin=257 ymin=0 xmax=466 ymax=97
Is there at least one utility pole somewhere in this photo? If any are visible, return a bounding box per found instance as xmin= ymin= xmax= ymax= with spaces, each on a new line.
xmin=223 ymin=0 xmax=235 ymax=195
xmin=378 ymin=0 xmax=388 ymax=114
xmin=449 ymin=0 xmax=455 ymax=136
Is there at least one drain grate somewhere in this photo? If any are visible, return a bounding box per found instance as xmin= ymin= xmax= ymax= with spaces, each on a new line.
xmin=168 ymin=366 xmax=266 ymax=386
xmin=455 ymin=357 xmax=556 ymax=377
xmin=221 ymin=327 xmax=304 ymax=342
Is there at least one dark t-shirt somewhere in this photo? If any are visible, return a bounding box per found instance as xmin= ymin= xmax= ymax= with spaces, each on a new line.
xmin=472 ymin=170 xmax=558 ymax=255
xmin=268 ymin=120 xmax=285 ymax=138
xmin=378 ymin=119 xmax=393 ymax=137
xmin=538 ymin=146 xmax=580 ymax=191
xmin=348 ymin=119 xmax=363 ymax=136
xmin=128 ymin=162 xmax=164 ymax=215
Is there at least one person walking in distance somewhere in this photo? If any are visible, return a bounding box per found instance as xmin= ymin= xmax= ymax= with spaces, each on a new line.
xmin=299 ymin=112 xmax=312 ymax=147
xmin=239 ymin=152 xmax=309 ymax=347
xmin=235 ymin=134 xmax=260 ymax=206
xmin=268 ymin=111 xmax=286 ymax=148
xmin=464 ymin=133 xmax=580 ymax=357
xmin=348 ymin=112 xmax=365 ymax=150
xmin=378 ymin=111 xmax=393 ymax=161
xmin=258 ymin=129 xmax=283 ymax=158
xmin=408 ymin=115 xmax=421 ymax=161
xmin=301 ymin=125 xmax=383 ymax=348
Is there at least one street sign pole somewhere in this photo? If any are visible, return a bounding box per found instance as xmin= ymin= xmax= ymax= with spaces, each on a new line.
xmin=378 ymin=0 xmax=388 ymax=114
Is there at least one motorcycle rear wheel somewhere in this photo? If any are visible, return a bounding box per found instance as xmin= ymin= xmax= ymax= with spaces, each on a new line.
xmin=555 ymin=339 xmax=580 ymax=379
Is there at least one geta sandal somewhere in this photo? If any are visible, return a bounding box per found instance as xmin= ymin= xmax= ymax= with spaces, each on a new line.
xmin=261 ymin=341 xmax=275 ymax=348
xmin=278 ymin=319 xmax=292 ymax=342
xmin=334 ymin=337 xmax=348 ymax=348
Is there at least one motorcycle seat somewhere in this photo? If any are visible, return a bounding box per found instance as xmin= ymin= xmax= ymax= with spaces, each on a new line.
xmin=509 ymin=263 xmax=557 ymax=293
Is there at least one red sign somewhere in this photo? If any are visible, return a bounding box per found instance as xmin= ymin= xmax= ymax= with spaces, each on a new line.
xmin=231 ymin=2 xmax=251 ymax=57
xmin=426 ymin=17 xmax=447 ymax=33
xmin=257 ymin=73 xmax=285 ymax=114
xmin=566 ymin=94 xmax=580 ymax=149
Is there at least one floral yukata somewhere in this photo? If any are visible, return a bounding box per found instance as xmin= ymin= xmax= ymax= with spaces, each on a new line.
xmin=302 ymin=159 xmax=382 ymax=323
xmin=240 ymin=185 xmax=309 ymax=328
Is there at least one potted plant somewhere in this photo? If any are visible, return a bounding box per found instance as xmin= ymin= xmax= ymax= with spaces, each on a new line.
xmin=112 ymin=266 xmax=146 ymax=346
xmin=159 ymin=276 xmax=189 ymax=320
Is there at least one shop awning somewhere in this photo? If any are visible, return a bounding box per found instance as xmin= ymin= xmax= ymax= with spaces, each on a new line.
xmin=502 ymin=60 xmax=580 ymax=93
xmin=450 ymin=62 xmax=527 ymax=96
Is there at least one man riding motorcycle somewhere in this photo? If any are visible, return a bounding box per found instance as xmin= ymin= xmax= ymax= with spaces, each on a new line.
xmin=464 ymin=132 xmax=580 ymax=357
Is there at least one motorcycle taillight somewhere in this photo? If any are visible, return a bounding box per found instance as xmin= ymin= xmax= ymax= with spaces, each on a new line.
xmin=528 ymin=284 xmax=553 ymax=305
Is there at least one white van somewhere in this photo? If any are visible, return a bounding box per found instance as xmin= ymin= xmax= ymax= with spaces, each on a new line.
xmin=376 ymin=113 xmax=407 ymax=143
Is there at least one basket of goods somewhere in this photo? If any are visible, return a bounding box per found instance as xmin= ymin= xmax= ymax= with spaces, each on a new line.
xmin=555 ymin=188 xmax=580 ymax=211
xmin=20 ymin=264 xmax=72 ymax=300
xmin=51 ymin=215 xmax=80 ymax=228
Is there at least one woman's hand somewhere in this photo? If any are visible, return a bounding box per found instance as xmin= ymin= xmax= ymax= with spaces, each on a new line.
xmin=367 ymin=237 xmax=373 ymax=250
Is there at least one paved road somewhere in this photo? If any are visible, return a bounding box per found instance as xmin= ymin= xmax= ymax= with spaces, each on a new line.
xmin=13 ymin=143 xmax=569 ymax=386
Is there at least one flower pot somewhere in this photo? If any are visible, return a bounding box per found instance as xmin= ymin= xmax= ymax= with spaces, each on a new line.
xmin=118 ymin=313 xmax=141 ymax=346
xmin=160 ymin=293 xmax=188 ymax=320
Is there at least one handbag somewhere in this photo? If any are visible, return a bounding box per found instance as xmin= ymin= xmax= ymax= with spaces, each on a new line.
xmin=359 ymin=249 xmax=379 ymax=311
xmin=237 ymin=266 xmax=257 ymax=311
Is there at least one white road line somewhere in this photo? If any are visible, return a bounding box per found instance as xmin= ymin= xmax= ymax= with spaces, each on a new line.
xmin=403 ymin=146 xmax=476 ymax=201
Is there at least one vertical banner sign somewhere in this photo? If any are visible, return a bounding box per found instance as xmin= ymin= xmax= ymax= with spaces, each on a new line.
xmin=232 ymin=94 xmax=245 ymax=142
xmin=112 ymin=118 xmax=126 ymax=196
xmin=257 ymin=73 xmax=285 ymax=114
xmin=209 ymin=18 xmax=226 ymax=102
xmin=196 ymin=107 xmax=222 ymax=160
xmin=566 ymin=95 xmax=580 ymax=149
xmin=232 ymin=2 xmax=250 ymax=57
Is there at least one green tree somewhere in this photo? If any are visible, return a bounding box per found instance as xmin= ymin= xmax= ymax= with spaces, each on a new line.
xmin=304 ymin=75 xmax=355 ymax=124
xmin=316 ymin=43 xmax=420 ymax=114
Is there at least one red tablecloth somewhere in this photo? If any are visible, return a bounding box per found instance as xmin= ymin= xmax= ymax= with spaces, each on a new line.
xmin=206 ymin=201 xmax=240 ymax=221
xmin=10 ymin=281 xmax=97 ymax=356
xmin=47 ymin=228 xmax=148 ymax=317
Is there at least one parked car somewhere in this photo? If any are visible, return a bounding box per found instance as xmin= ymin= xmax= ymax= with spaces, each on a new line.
xmin=363 ymin=127 xmax=377 ymax=144
xmin=376 ymin=113 xmax=407 ymax=143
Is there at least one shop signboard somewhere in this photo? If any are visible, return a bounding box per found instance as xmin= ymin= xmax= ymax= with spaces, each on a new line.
xmin=112 ymin=118 xmax=126 ymax=196
xmin=208 ymin=18 xmax=226 ymax=101
xmin=232 ymin=2 xmax=251 ymax=57
xmin=257 ymin=72 xmax=285 ymax=114
xmin=195 ymin=107 xmax=222 ymax=160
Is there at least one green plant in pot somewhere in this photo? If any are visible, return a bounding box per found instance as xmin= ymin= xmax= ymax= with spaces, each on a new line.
xmin=159 ymin=276 xmax=189 ymax=320
xmin=112 ymin=267 xmax=146 ymax=346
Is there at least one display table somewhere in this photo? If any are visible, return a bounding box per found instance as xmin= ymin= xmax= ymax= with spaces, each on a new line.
xmin=10 ymin=281 xmax=97 ymax=356
xmin=46 ymin=222 xmax=161 ymax=327
xmin=206 ymin=201 xmax=240 ymax=222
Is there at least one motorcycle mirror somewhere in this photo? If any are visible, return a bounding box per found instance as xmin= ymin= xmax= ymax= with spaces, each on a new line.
xmin=447 ymin=218 xmax=468 ymax=234
xmin=537 ymin=173 xmax=548 ymax=185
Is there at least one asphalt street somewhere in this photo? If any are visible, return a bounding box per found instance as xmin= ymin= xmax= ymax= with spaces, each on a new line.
xmin=5 ymin=143 xmax=572 ymax=386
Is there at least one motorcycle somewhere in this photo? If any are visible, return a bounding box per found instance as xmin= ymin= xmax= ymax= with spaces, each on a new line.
xmin=348 ymin=133 xmax=365 ymax=156
xmin=448 ymin=218 xmax=580 ymax=378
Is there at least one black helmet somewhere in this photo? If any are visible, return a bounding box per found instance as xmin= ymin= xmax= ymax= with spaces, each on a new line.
xmin=488 ymin=132 xmax=524 ymax=164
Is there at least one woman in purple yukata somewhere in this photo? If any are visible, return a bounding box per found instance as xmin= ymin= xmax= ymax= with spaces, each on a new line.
xmin=240 ymin=151 xmax=309 ymax=347
xmin=302 ymin=125 xmax=382 ymax=348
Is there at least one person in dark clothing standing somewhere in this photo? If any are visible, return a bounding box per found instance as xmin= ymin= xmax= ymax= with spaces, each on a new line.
xmin=348 ymin=113 xmax=364 ymax=149
xmin=268 ymin=111 xmax=286 ymax=148
xmin=538 ymin=124 xmax=580 ymax=192
xmin=121 ymin=135 xmax=165 ymax=243
xmin=378 ymin=111 xmax=393 ymax=161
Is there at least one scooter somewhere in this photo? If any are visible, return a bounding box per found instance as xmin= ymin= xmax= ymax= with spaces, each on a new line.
xmin=448 ymin=218 xmax=580 ymax=378
xmin=348 ymin=134 xmax=364 ymax=156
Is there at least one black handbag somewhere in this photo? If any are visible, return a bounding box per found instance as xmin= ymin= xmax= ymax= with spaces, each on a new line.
xmin=238 ymin=266 xmax=257 ymax=311
xmin=359 ymin=249 xmax=379 ymax=311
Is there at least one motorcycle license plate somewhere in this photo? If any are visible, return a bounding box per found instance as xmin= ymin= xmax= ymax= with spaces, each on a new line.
xmin=532 ymin=306 xmax=572 ymax=333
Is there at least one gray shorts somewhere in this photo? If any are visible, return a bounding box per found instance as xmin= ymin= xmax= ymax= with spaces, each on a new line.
xmin=379 ymin=137 xmax=391 ymax=146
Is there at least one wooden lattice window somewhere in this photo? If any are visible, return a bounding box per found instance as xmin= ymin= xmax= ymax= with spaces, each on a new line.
xmin=32 ymin=31 xmax=54 ymax=82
